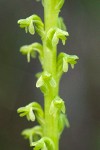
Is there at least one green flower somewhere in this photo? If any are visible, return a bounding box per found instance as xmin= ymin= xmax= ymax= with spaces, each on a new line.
xmin=22 ymin=126 xmax=43 ymax=145
xmin=18 ymin=14 xmax=44 ymax=36
xmin=17 ymin=103 xmax=35 ymax=121
xmin=18 ymin=16 xmax=35 ymax=35
xmin=17 ymin=102 xmax=44 ymax=124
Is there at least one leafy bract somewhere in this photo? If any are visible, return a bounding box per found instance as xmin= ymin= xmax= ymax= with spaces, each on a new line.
xmin=36 ymin=0 xmax=44 ymax=6
xmin=36 ymin=71 xmax=56 ymax=94
xmin=20 ymin=42 xmax=43 ymax=63
xmin=57 ymin=52 xmax=79 ymax=78
xmin=17 ymin=102 xmax=44 ymax=125
xmin=58 ymin=113 xmax=70 ymax=136
xmin=55 ymin=0 xmax=65 ymax=12
xmin=22 ymin=126 xmax=43 ymax=145
xmin=57 ymin=17 xmax=67 ymax=31
xmin=31 ymin=137 xmax=55 ymax=150
xmin=46 ymin=27 xmax=69 ymax=48
xmin=49 ymin=96 xmax=65 ymax=117
xmin=18 ymin=14 xmax=44 ymax=37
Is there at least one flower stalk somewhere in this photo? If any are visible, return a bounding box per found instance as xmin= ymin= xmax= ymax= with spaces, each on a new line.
xmin=17 ymin=0 xmax=79 ymax=150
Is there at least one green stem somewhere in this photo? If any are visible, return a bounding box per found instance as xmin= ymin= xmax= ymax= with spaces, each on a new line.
xmin=43 ymin=0 xmax=60 ymax=150
xmin=44 ymin=0 xmax=58 ymax=32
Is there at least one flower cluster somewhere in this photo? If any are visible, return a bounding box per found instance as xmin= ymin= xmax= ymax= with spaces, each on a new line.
xmin=17 ymin=0 xmax=79 ymax=150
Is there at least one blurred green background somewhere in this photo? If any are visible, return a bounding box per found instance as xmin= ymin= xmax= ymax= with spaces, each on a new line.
xmin=0 ymin=0 xmax=100 ymax=150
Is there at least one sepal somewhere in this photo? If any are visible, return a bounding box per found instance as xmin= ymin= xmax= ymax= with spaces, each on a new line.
xmin=31 ymin=137 xmax=55 ymax=150
xmin=35 ymin=72 xmax=43 ymax=79
xmin=18 ymin=14 xmax=44 ymax=37
xmin=17 ymin=102 xmax=44 ymax=125
xmin=20 ymin=42 xmax=43 ymax=63
xmin=49 ymin=96 xmax=65 ymax=117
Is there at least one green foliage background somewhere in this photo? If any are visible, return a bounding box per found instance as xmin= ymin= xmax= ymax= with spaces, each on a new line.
xmin=0 ymin=0 xmax=100 ymax=150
